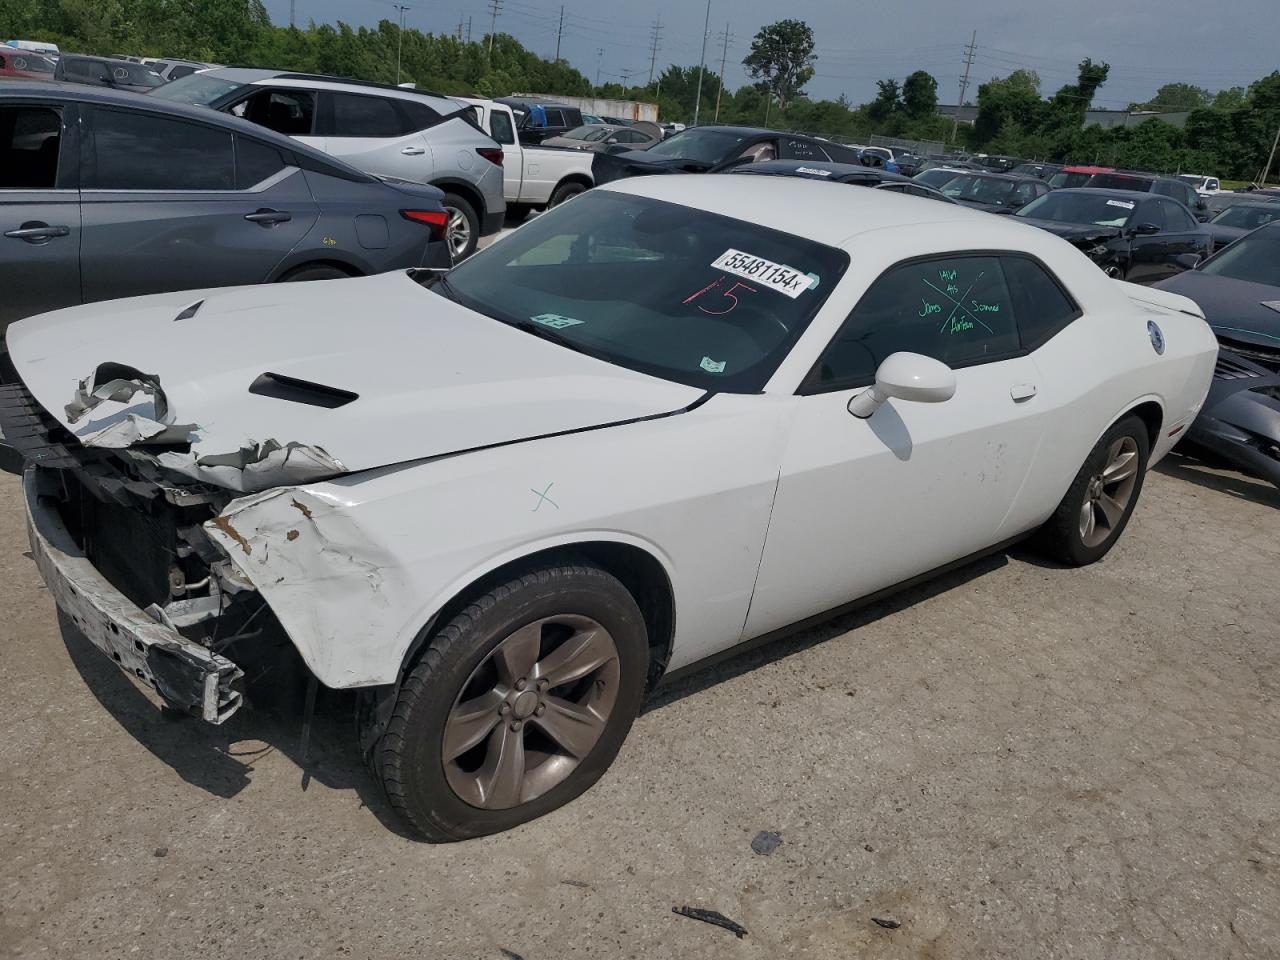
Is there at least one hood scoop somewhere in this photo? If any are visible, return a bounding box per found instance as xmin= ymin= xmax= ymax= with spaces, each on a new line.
xmin=249 ymin=372 xmax=359 ymax=409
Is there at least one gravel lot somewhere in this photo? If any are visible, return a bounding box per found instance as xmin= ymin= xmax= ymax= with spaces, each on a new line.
xmin=1 ymin=456 xmax=1278 ymax=959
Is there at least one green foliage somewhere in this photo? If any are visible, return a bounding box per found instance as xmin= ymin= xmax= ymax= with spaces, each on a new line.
xmin=902 ymin=70 xmax=938 ymax=121
xmin=742 ymin=19 xmax=816 ymax=111
xmin=1130 ymin=82 xmax=1210 ymax=112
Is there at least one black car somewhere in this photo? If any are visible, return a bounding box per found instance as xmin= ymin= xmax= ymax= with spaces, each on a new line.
xmin=729 ymin=159 xmax=955 ymax=202
xmin=496 ymin=97 xmax=583 ymax=145
xmin=936 ymin=171 xmax=1050 ymax=212
xmin=1010 ymin=162 xmax=1062 ymax=181
xmin=973 ymin=154 xmax=1019 ymax=172
xmin=1013 ymin=188 xmax=1211 ymax=283
xmin=1204 ymin=202 xmax=1280 ymax=252
xmin=913 ymin=165 xmax=974 ymax=189
xmin=1156 ymin=223 xmax=1280 ymax=487
xmin=1082 ymin=172 xmax=1209 ymax=220
xmin=591 ymin=125 xmax=861 ymax=185
xmin=54 ymin=55 xmax=164 ymax=93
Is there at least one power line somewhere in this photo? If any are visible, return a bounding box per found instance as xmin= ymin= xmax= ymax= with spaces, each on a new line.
xmin=952 ymin=30 xmax=976 ymax=142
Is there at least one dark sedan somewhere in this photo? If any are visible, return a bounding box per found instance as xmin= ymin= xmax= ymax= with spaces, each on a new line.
xmin=591 ymin=125 xmax=861 ymax=185
xmin=0 ymin=81 xmax=451 ymax=344
xmin=729 ymin=159 xmax=955 ymax=202
xmin=1156 ymin=223 xmax=1280 ymax=488
xmin=937 ymin=171 xmax=1049 ymax=212
xmin=1204 ymin=202 xmax=1280 ymax=252
xmin=54 ymin=55 xmax=165 ymax=93
xmin=1010 ymin=162 xmax=1062 ymax=181
xmin=1014 ymin=188 xmax=1210 ymax=284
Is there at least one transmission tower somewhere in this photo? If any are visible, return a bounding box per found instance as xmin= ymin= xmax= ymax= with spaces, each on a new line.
xmin=952 ymin=31 xmax=977 ymax=143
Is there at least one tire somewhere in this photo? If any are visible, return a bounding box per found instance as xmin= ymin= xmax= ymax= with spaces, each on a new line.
xmin=440 ymin=192 xmax=479 ymax=260
xmin=1036 ymin=415 xmax=1150 ymax=566
xmin=278 ymin=264 xmax=351 ymax=282
xmin=549 ymin=181 xmax=586 ymax=207
xmin=376 ymin=562 xmax=649 ymax=842
xmin=504 ymin=203 xmax=535 ymax=225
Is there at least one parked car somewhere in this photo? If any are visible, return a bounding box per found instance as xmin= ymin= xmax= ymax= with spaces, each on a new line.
xmin=4 ymin=40 xmax=60 ymax=57
xmin=55 ymin=55 xmax=165 ymax=92
xmin=5 ymin=176 xmax=1214 ymax=840
xmin=1203 ymin=202 xmax=1280 ymax=252
xmin=892 ymin=152 xmax=925 ymax=177
xmin=152 ymin=69 xmax=504 ymax=258
xmin=591 ymin=125 xmax=862 ymax=185
xmin=1202 ymin=191 xmax=1278 ymax=217
xmin=1156 ymin=222 xmax=1280 ymax=487
xmin=1010 ymin=162 xmax=1062 ymax=181
xmin=973 ymin=154 xmax=1019 ymax=172
xmin=497 ymin=97 xmax=583 ymax=144
xmin=540 ymin=123 xmax=659 ymax=152
xmin=730 ymin=159 xmax=955 ymax=202
xmin=913 ymin=165 xmax=973 ymax=188
xmin=1013 ymin=188 xmax=1210 ymax=283
xmin=936 ymin=171 xmax=1050 ymax=212
xmin=454 ymin=96 xmax=595 ymax=217
xmin=0 ymin=82 xmax=450 ymax=348
xmin=147 ymin=58 xmax=220 ymax=82
xmin=1177 ymin=174 xmax=1223 ymax=196
xmin=1048 ymin=165 xmax=1114 ymax=189
xmin=0 ymin=49 xmax=54 ymax=79
xmin=1081 ymin=172 xmax=1209 ymax=219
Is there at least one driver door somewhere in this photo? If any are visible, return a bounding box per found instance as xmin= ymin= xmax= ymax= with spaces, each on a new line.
xmin=744 ymin=253 xmax=1051 ymax=638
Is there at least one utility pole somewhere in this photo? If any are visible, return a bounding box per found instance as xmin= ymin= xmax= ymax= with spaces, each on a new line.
xmin=620 ymin=67 xmax=637 ymax=94
xmin=692 ymin=0 xmax=711 ymax=127
xmin=951 ymin=30 xmax=976 ymax=144
xmin=596 ymin=47 xmax=604 ymax=87
xmin=554 ymin=5 xmax=564 ymax=62
xmin=466 ymin=16 xmax=472 ymax=43
xmin=487 ymin=0 xmax=503 ymax=56
xmin=393 ymin=4 xmax=410 ymax=85
xmin=1259 ymin=121 xmax=1280 ymax=187
xmin=289 ymin=0 xmax=296 ymax=28
xmin=647 ymin=17 xmax=662 ymax=86
xmin=713 ymin=23 xmax=731 ymax=122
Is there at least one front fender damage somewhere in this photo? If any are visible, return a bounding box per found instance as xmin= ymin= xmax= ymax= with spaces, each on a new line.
xmin=202 ymin=488 xmax=416 ymax=688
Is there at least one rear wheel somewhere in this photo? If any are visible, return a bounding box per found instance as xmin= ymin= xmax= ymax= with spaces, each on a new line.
xmin=1036 ymin=415 xmax=1150 ymax=566
xmin=278 ymin=264 xmax=350 ymax=282
xmin=375 ymin=563 xmax=649 ymax=842
xmin=440 ymin=192 xmax=479 ymax=259
xmin=549 ymin=181 xmax=586 ymax=207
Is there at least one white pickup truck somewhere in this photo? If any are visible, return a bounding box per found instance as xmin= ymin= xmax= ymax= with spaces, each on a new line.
xmin=453 ymin=96 xmax=595 ymax=219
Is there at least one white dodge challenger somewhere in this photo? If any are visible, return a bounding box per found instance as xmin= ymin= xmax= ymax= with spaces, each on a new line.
xmin=3 ymin=176 xmax=1216 ymax=841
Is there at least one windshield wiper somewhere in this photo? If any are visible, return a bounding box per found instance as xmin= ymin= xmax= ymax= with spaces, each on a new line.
xmin=509 ymin=319 xmax=594 ymax=357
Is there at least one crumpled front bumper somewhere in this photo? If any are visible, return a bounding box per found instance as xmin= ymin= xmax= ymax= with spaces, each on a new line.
xmin=24 ymin=468 xmax=245 ymax=723
xmin=1186 ymin=351 xmax=1280 ymax=488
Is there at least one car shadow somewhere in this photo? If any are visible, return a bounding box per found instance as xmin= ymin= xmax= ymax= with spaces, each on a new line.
xmin=644 ymin=551 xmax=1008 ymax=714
xmin=57 ymin=613 xmax=420 ymax=840
xmin=1156 ymin=451 xmax=1280 ymax=508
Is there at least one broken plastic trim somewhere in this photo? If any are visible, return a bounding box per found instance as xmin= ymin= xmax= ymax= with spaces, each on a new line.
xmin=154 ymin=439 xmax=347 ymax=493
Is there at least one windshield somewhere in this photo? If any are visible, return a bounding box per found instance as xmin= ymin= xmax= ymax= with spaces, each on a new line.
xmin=434 ymin=191 xmax=849 ymax=392
xmin=108 ymin=61 xmax=163 ymax=86
xmin=941 ymin=174 xmax=1017 ymax=205
xmin=1048 ymin=171 xmax=1093 ymax=189
xmin=1017 ymin=191 xmax=1136 ymax=227
xmin=1087 ymin=173 xmax=1154 ymax=192
xmin=1211 ymin=205 xmax=1279 ymax=230
xmin=1199 ymin=227 xmax=1280 ymax=287
xmin=644 ymin=128 xmax=750 ymax=164
xmin=149 ymin=72 xmax=242 ymax=104
xmin=914 ymin=168 xmax=962 ymax=188
xmin=561 ymin=125 xmax=609 ymax=141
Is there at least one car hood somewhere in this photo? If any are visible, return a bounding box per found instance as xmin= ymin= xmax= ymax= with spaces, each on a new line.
xmin=1013 ymin=217 xmax=1123 ymax=243
xmin=1156 ymin=270 xmax=1280 ymax=349
xmin=5 ymin=271 xmax=703 ymax=489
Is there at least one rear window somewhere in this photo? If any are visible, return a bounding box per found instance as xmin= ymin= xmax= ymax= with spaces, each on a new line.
xmin=1088 ymin=174 xmax=1153 ymax=192
xmin=149 ymin=73 xmax=244 ymax=105
xmin=489 ymin=110 xmax=515 ymax=145
xmin=433 ymin=190 xmax=850 ymax=392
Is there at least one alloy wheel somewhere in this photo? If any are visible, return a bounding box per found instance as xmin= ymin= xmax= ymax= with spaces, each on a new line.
xmin=442 ymin=614 xmax=620 ymax=810
xmin=1079 ymin=435 xmax=1140 ymax=548
xmin=444 ymin=207 xmax=472 ymax=258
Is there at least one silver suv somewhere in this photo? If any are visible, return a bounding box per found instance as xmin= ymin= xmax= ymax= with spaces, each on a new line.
xmin=153 ymin=69 xmax=505 ymax=257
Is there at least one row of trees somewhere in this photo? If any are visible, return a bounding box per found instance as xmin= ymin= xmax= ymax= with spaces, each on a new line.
xmin=4 ymin=0 xmax=1276 ymax=181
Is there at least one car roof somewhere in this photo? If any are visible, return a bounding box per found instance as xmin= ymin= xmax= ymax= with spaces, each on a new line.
xmin=1049 ymin=187 xmax=1156 ymax=201
xmin=944 ymin=170 xmax=1037 ymax=182
xmin=199 ymin=67 xmax=454 ymax=107
xmin=604 ymin=172 xmax=999 ymax=249
xmin=0 ymin=79 xmax=375 ymax=179
xmin=734 ymin=160 xmax=912 ymax=182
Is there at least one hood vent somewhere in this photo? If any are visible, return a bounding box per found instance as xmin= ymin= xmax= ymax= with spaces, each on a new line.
xmin=249 ymin=372 xmax=358 ymax=409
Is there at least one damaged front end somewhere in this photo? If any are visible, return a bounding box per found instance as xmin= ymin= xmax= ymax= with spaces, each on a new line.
xmin=1065 ymin=232 xmax=1125 ymax=278
xmin=1 ymin=364 xmax=348 ymax=723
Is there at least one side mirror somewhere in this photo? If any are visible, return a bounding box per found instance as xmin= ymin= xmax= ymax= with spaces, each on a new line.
xmin=847 ymin=352 xmax=957 ymax=419
xmin=1174 ymin=252 xmax=1203 ymax=270
xmin=1131 ymin=222 xmax=1160 ymax=236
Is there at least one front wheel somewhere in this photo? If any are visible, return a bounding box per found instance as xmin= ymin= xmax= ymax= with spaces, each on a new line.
xmin=375 ymin=562 xmax=649 ymax=842
xmin=1035 ymin=415 xmax=1150 ymax=566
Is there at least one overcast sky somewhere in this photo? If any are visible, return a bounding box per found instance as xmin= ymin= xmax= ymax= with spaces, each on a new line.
xmin=263 ymin=0 xmax=1276 ymax=109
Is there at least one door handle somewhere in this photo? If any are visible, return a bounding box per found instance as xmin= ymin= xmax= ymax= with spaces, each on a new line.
xmin=1010 ymin=383 xmax=1038 ymax=402
xmin=244 ymin=209 xmax=291 ymax=225
xmin=401 ymin=145 xmax=426 ymax=155
xmin=4 ymin=223 xmax=70 ymax=243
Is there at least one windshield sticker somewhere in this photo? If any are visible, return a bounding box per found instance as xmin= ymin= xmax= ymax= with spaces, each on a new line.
xmin=1105 ymin=199 xmax=1136 ymax=209
xmin=712 ymin=249 xmax=815 ymax=299
xmin=700 ymin=356 xmax=727 ymax=373
xmin=530 ymin=312 xmax=584 ymax=329
xmin=796 ymin=166 xmax=832 ymax=177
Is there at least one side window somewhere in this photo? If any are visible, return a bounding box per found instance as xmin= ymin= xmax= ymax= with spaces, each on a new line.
xmin=1139 ymin=201 xmax=1168 ymax=231
xmin=544 ymin=108 xmax=566 ymax=127
xmin=489 ymin=110 xmax=515 ymax=145
xmin=241 ymin=89 xmax=316 ymax=136
xmin=87 ymin=108 xmax=234 ymax=190
xmin=399 ymin=99 xmax=440 ymax=132
xmin=784 ymin=138 xmax=821 ymax=161
xmin=809 ymin=255 xmax=1021 ymax=390
xmin=235 ymin=136 xmax=286 ymax=188
xmin=329 ymin=92 xmax=404 ymax=138
xmin=0 ymin=106 xmax=62 ymax=190
xmin=907 ymin=185 xmax=940 ymax=199
xmin=1165 ymin=200 xmax=1196 ymax=231
xmin=1013 ymin=182 xmax=1038 ymax=204
xmin=1002 ymin=256 xmax=1079 ymax=350
xmin=168 ymin=64 xmax=198 ymax=80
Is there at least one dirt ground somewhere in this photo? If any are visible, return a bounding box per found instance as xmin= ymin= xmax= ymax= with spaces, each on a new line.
xmin=1 ymin=455 xmax=1277 ymax=960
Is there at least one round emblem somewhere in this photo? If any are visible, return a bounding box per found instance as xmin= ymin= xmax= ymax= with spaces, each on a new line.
xmin=1147 ymin=320 xmax=1165 ymax=355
